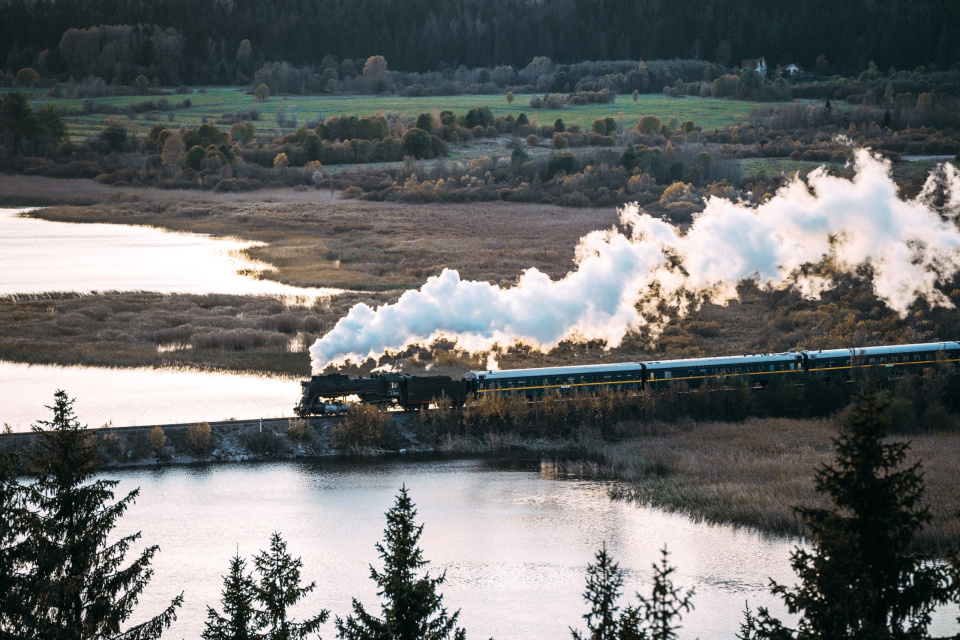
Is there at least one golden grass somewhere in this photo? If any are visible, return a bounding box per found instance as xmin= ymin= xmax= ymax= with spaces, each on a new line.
xmin=3 ymin=178 xmax=618 ymax=290
xmin=556 ymin=417 xmax=960 ymax=550
xmin=0 ymin=291 xmax=393 ymax=375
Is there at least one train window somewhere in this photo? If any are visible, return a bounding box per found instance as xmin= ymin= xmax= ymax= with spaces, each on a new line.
xmin=664 ymin=371 xmax=671 ymax=379
xmin=543 ymin=378 xmax=549 ymax=386
xmin=580 ymin=376 xmax=586 ymax=384
xmin=603 ymin=376 xmax=611 ymax=382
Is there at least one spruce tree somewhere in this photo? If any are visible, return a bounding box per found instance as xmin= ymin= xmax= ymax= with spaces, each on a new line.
xmin=0 ymin=451 xmax=35 ymax=638
xmin=620 ymin=548 xmax=694 ymax=640
xmin=571 ymin=543 xmax=624 ymax=640
xmin=253 ymin=532 xmax=328 ymax=640
xmin=753 ymin=388 xmax=960 ymax=639
xmin=22 ymin=390 xmax=182 ymax=640
xmin=571 ymin=545 xmax=693 ymax=640
xmin=203 ymin=553 xmax=260 ymax=640
xmin=335 ymin=485 xmax=466 ymax=640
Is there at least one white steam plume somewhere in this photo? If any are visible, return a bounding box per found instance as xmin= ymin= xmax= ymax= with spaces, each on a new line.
xmin=311 ymin=151 xmax=960 ymax=371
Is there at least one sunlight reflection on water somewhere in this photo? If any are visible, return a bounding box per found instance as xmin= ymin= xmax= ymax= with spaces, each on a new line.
xmin=0 ymin=361 xmax=297 ymax=430
xmin=0 ymin=208 xmax=337 ymax=299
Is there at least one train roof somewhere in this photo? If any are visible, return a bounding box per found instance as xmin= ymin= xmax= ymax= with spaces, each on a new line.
xmin=463 ymin=341 xmax=959 ymax=380
xmin=804 ymin=342 xmax=960 ymax=360
xmin=467 ymin=361 xmax=643 ymax=380
xmin=643 ymin=351 xmax=801 ymax=369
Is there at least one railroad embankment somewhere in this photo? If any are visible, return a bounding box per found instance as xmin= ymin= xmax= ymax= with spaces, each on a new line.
xmin=0 ymin=412 xmax=555 ymax=471
xmin=0 ymin=415 xmax=401 ymax=470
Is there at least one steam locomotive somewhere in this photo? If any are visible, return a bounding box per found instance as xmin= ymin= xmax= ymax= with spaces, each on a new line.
xmin=295 ymin=341 xmax=960 ymax=416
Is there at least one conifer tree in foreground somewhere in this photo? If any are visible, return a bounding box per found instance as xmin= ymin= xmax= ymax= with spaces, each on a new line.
xmin=336 ymin=485 xmax=466 ymax=640
xmin=202 ymin=553 xmax=260 ymax=640
xmin=571 ymin=543 xmax=623 ymax=640
xmin=16 ymin=390 xmax=183 ymax=640
xmin=571 ymin=544 xmax=694 ymax=640
xmin=742 ymin=387 xmax=960 ymax=639
xmin=0 ymin=451 xmax=34 ymax=636
xmin=253 ymin=532 xmax=328 ymax=640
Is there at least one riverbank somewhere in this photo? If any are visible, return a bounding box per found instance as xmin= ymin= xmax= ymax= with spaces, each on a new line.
xmin=4 ymin=412 xmax=959 ymax=551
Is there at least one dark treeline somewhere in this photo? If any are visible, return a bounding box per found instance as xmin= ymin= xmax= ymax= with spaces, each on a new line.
xmin=1 ymin=0 xmax=959 ymax=85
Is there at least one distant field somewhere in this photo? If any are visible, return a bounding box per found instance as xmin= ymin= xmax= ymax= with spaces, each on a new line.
xmin=740 ymin=156 xmax=949 ymax=182
xmin=6 ymin=87 xmax=771 ymax=139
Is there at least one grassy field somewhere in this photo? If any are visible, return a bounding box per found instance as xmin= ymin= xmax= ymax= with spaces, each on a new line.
xmin=5 ymin=87 xmax=771 ymax=139
xmin=739 ymin=156 xmax=952 ymax=182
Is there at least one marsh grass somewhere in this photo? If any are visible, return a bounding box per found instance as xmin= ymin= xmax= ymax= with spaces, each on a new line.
xmin=550 ymin=417 xmax=960 ymax=551
xmin=13 ymin=190 xmax=618 ymax=290
xmin=0 ymin=290 xmax=391 ymax=375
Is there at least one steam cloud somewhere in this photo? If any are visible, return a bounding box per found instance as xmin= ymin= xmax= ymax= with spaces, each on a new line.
xmin=310 ymin=151 xmax=960 ymax=371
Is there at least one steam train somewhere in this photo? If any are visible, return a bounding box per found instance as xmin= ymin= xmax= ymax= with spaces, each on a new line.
xmin=295 ymin=341 xmax=960 ymax=416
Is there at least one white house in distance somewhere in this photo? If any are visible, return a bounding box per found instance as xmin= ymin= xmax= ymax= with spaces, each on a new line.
xmin=784 ymin=63 xmax=802 ymax=76
xmin=741 ymin=56 xmax=767 ymax=75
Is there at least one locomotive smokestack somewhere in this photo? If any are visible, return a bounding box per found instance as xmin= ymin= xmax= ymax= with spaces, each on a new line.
xmin=310 ymin=151 xmax=960 ymax=372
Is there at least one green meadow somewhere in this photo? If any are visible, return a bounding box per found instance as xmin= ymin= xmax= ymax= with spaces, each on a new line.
xmin=7 ymin=87 xmax=770 ymax=139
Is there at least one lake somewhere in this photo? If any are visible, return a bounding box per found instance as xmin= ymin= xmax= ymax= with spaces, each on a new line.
xmin=0 ymin=207 xmax=336 ymax=299
xmin=112 ymin=457 xmax=802 ymax=640
xmin=0 ymin=361 xmax=299 ymax=431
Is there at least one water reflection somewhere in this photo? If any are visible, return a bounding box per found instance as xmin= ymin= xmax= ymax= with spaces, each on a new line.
xmin=0 ymin=208 xmax=337 ymax=299
xmin=0 ymin=361 xmax=297 ymax=430
xmin=110 ymin=458 xmax=801 ymax=640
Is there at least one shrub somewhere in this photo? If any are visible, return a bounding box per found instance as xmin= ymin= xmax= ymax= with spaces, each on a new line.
xmin=332 ymin=404 xmax=387 ymax=450
xmin=637 ymin=115 xmax=662 ymax=135
xmin=149 ymin=426 xmax=166 ymax=451
xmin=242 ymin=429 xmax=287 ymax=457
xmin=287 ymin=417 xmax=309 ymax=441
xmin=187 ymin=421 xmax=213 ymax=457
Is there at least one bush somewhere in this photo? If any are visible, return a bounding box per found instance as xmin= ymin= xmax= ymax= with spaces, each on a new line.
xmin=242 ymin=429 xmax=287 ymax=457
xmin=287 ymin=417 xmax=309 ymax=441
xmin=149 ymin=426 xmax=166 ymax=451
xmin=187 ymin=421 xmax=213 ymax=457
xmin=332 ymin=404 xmax=387 ymax=450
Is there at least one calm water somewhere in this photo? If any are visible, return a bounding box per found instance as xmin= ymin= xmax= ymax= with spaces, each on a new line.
xmin=0 ymin=362 xmax=298 ymax=431
xmin=5 ymin=209 xmax=956 ymax=639
xmin=112 ymin=458 xmax=801 ymax=640
xmin=0 ymin=208 xmax=336 ymax=298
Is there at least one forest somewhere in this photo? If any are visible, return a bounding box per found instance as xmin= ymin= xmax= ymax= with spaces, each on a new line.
xmin=1 ymin=0 xmax=959 ymax=86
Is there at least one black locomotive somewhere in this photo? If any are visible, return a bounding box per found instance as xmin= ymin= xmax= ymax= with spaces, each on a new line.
xmin=295 ymin=341 xmax=960 ymax=416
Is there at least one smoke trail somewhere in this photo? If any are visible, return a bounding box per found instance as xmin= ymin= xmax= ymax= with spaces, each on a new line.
xmin=310 ymin=151 xmax=960 ymax=371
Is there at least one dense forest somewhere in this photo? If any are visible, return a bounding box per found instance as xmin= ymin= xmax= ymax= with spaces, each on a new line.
xmin=1 ymin=0 xmax=958 ymax=86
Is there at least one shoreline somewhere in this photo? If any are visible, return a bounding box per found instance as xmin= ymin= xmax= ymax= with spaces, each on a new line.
xmin=0 ymin=413 xmax=572 ymax=471
xmin=4 ymin=412 xmax=960 ymax=551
